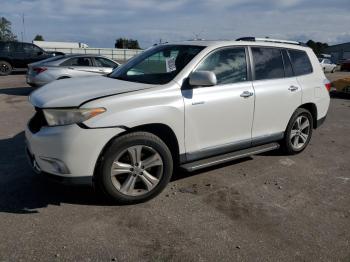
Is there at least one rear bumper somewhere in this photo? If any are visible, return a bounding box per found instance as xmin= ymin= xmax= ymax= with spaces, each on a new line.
xmin=316 ymin=115 xmax=327 ymax=128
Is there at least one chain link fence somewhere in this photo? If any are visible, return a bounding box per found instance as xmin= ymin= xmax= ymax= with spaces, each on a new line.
xmin=43 ymin=47 xmax=144 ymax=63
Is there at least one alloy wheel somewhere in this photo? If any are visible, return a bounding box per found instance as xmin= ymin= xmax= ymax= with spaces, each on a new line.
xmin=0 ymin=63 xmax=10 ymax=74
xmin=290 ymin=115 xmax=310 ymax=150
xmin=110 ymin=145 xmax=163 ymax=196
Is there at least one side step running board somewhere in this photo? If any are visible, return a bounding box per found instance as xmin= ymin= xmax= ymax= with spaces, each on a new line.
xmin=181 ymin=142 xmax=280 ymax=172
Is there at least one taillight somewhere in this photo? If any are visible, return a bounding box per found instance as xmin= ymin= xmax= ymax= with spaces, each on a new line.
xmin=324 ymin=79 xmax=331 ymax=92
xmin=33 ymin=67 xmax=47 ymax=74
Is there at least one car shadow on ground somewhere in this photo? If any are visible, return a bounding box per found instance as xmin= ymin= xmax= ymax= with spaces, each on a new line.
xmin=330 ymin=92 xmax=350 ymax=100
xmin=0 ymin=132 xmax=254 ymax=213
xmin=0 ymin=87 xmax=33 ymax=96
xmin=0 ymin=132 xmax=108 ymax=214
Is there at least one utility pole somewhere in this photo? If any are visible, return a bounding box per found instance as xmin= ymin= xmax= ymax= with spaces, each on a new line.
xmin=22 ymin=13 xmax=26 ymax=42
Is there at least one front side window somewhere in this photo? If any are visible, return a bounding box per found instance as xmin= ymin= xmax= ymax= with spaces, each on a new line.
xmin=195 ymin=47 xmax=247 ymax=85
xmin=95 ymin=57 xmax=117 ymax=68
xmin=252 ymin=47 xmax=285 ymax=80
xmin=109 ymin=45 xmax=205 ymax=84
xmin=288 ymin=49 xmax=313 ymax=76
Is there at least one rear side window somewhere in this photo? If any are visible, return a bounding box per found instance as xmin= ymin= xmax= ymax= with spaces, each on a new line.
xmin=288 ymin=49 xmax=313 ymax=76
xmin=282 ymin=49 xmax=294 ymax=77
xmin=252 ymin=47 xmax=285 ymax=80
xmin=195 ymin=47 xmax=247 ymax=85
xmin=0 ymin=42 xmax=11 ymax=52
xmin=61 ymin=57 xmax=93 ymax=66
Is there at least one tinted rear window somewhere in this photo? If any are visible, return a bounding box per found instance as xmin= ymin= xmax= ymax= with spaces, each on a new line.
xmin=252 ymin=47 xmax=285 ymax=80
xmin=288 ymin=49 xmax=313 ymax=76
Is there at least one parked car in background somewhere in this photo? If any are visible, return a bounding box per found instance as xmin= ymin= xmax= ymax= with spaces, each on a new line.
xmin=340 ymin=59 xmax=350 ymax=71
xmin=318 ymin=58 xmax=336 ymax=73
xmin=0 ymin=41 xmax=64 ymax=76
xmin=26 ymin=54 xmax=120 ymax=87
xmin=26 ymin=38 xmax=330 ymax=204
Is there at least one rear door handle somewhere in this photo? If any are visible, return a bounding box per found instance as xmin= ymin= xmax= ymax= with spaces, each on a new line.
xmin=288 ymin=85 xmax=299 ymax=92
xmin=240 ymin=91 xmax=254 ymax=98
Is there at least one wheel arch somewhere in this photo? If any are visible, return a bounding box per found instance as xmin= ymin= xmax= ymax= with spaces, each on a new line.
xmin=298 ymin=103 xmax=318 ymax=129
xmin=93 ymin=123 xmax=181 ymax=180
xmin=0 ymin=57 xmax=12 ymax=64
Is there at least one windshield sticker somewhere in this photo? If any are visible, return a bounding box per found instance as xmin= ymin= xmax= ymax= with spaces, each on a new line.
xmin=166 ymin=57 xmax=176 ymax=72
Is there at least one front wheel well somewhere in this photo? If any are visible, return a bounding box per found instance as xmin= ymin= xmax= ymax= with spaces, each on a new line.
xmin=129 ymin=124 xmax=180 ymax=165
xmin=94 ymin=123 xmax=180 ymax=179
xmin=298 ymin=103 xmax=318 ymax=128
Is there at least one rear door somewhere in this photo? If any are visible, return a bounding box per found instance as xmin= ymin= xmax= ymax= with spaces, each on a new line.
xmin=12 ymin=42 xmax=28 ymax=68
xmin=250 ymin=47 xmax=301 ymax=143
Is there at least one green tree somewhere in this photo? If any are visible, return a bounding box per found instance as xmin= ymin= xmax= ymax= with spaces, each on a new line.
xmin=306 ymin=40 xmax=329 ymax=56
xmin=0 ymin=17 xmax=17 ymax=41
xmin=115 ymin=38 xmax=140 ymax=49
xmin=33 ymin=34 xmax=44 ymax=41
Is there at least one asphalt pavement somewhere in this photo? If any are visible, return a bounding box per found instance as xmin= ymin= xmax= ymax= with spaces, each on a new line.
xmin=0 ymin=73 xmax=349 ymax=262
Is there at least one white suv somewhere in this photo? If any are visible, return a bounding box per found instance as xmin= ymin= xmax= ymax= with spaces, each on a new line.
xmin=26 ymin=38 xmax=330 ymax=204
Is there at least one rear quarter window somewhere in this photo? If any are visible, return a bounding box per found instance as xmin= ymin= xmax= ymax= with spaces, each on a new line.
xmin=288 ymin=49 xmax=313 ymax=76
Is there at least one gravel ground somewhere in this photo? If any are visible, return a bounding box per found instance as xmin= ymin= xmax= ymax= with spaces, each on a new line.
xmin=0 ymin=73 xmax=349 ymax=262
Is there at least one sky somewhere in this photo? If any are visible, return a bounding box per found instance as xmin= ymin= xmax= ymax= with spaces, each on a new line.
xmin=1 ymin=0 xmax=350 ymax=48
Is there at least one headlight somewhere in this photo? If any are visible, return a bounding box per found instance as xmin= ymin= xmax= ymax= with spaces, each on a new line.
xmin=43 ymin=108 xmax=106 ymax=126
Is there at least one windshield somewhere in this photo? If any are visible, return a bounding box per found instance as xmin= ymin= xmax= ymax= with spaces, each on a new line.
xmin=109 ymin=45 xmax=205 ymax=84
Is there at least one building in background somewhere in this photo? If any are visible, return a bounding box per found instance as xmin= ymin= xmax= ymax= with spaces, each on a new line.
xmin=324 ymin=42 xmax=350 ymax=64
xmin=33 ymin=41 xmax=89 ymax=49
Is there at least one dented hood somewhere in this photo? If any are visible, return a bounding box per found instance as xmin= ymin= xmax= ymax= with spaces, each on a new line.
xmin=29 ymin=76 xmax=154 ymax=108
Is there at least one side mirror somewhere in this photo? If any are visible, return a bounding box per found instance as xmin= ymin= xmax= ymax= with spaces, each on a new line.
xmin=37 ymin=51 xmax=44 ymax=56
xmin=189 ymin=71 xmax=217 ymax=87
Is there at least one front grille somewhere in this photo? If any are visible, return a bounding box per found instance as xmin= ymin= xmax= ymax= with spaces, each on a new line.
xmin=28 ymin=108 xmax=48 ymax=133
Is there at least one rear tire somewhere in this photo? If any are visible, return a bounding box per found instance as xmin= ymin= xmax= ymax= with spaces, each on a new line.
xmin=281 ymin=108 xmax=313 ymax=155
xmin=0 ymin=61 xmax=12 ymax=76
xmin=95 ymin=132 xmax=173 ymax=204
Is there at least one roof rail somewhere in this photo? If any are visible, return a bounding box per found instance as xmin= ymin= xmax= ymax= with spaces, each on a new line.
xmin=236 ymin=37 xmax=306 ymax=46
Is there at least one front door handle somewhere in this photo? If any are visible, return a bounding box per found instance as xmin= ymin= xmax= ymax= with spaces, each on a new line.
xmin=240 ymin=91 xmax=254 ymax=98
xmin=288 ymin=85 xmax=299 ymax=92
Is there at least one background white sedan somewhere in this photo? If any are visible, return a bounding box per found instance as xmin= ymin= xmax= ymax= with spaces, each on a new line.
xmin=319 ymin=58 xmax=336 ymax=73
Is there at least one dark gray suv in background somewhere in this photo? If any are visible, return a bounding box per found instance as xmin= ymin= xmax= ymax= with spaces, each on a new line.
xmin=0 ymin=41 xmax=64 ymax=76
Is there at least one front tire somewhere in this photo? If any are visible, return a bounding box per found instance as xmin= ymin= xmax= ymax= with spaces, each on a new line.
xmin=281 ymin=108 xmax=313 ymax=155
xmin=96 ymin=132 xmax=173 ymax=204
xmin=0 ymin=61 xmax=12 ymax=76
